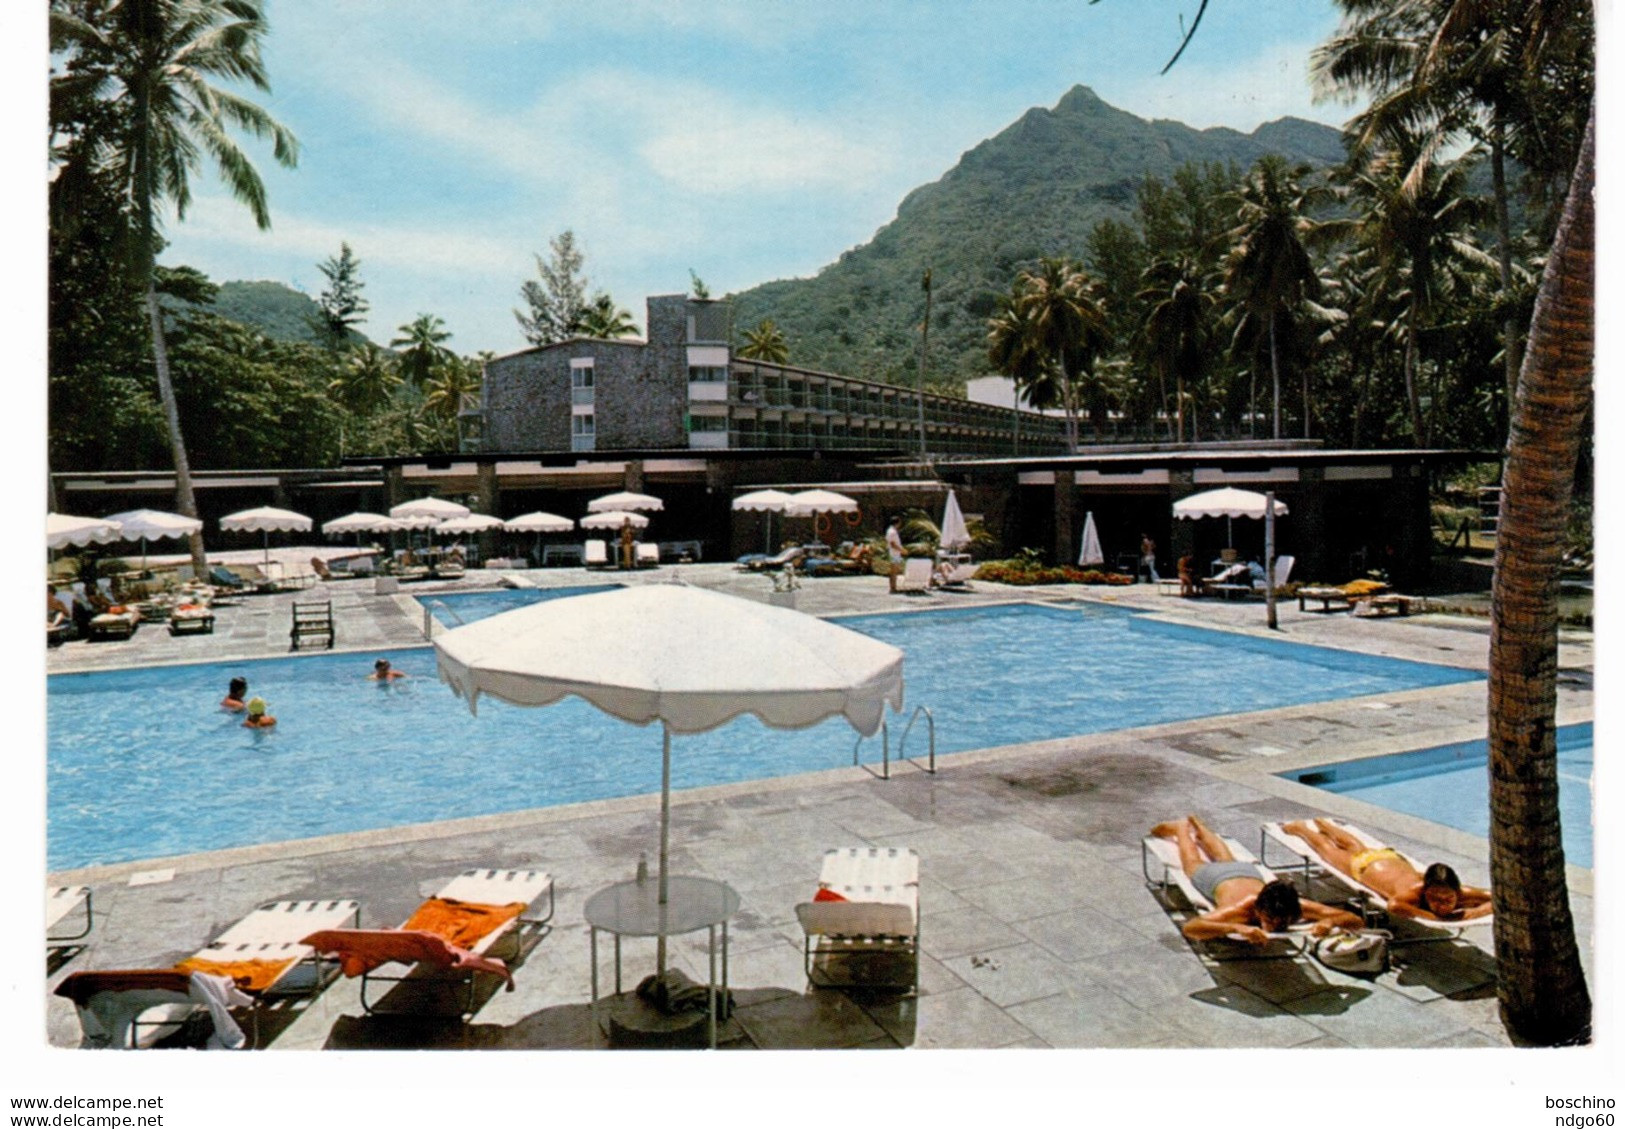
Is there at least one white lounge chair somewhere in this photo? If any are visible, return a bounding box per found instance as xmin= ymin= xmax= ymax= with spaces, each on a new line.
xmin=47 ymin=885 xmax=93 ymax=947
xmin=303 ymin=868 xmax=554 ymax=1019
xmin=935 ymin=552 xmax=976 ymax=588
xmin=795 ymin=847 xmax=919 ymax=991
xmin=635 ymin=542 xmax=660 ymax=567
xmin=55 ymin=898 xmax=361 ymax=1049
xmin=583 ymin=540 xmax=610 ymax=568
xmin=1260 ymin=819 xmax=1493 ymax=942
xmin=897 ymin=557 xmax=933 ymax=594
xmin=1142 ymin=833 xmax=1309 ymax=958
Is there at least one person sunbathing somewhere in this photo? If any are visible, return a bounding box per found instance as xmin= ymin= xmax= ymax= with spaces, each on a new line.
xmin=1281 ymin=819 xmax=1491 ymax=921
xmin=221 ymin=677 xmax=249 ymax=711
xmin=1152 ymin=815 xmax=1361 ymax=945
xmin=242 ymin=697 xmax=277 ymax=729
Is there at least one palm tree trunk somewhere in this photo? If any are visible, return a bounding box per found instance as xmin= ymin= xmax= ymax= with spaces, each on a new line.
xmin=1175 ymin=374 xmax=1185 ymax=443
xmin=1487 ymin=106 xmax=1593 ymax=1047
xmin=1268 ymin=311 xmax=1281 ymax=440
xmin=1403 ymin=318 xmax=1425 ymax=446
xmin=1300 ymin=367 xmax=1310 ymax=440
xmin=1492 ymin=119 xmax=1522 ymax=413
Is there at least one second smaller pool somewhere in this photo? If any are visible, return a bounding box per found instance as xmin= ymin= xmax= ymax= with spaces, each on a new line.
xmin=1279 ymin=723 xmax=1593 ymax=867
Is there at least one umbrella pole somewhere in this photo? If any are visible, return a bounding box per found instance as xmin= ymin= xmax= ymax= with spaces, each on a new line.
xmin=656 ymin=722 xmax=672 ymax=976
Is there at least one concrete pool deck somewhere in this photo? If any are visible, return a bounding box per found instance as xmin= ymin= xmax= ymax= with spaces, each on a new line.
xmin=42 ymin=561 xmax=1594 ymax=1050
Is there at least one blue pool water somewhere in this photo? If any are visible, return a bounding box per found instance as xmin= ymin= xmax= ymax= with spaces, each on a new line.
xmin=1280 ymin=723 xmax=1593 ymax=867
xmin=48 ymin=601 xmax=1480 ymax=870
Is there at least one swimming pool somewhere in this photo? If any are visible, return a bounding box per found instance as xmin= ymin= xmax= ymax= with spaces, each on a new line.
xmin=1278 ymin=723 xmax=1593 ymax=867
xmin=47 ymin=601 xmax=1480 ymax=870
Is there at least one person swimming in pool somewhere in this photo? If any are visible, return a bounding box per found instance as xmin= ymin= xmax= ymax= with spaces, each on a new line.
xmin=1151 ymin=815 xmax=1361 ymax=945
xmin=1281 ymin=818 xmax=1492 ymax=921
xmin=242 ymin=697 xmax=277 ymax=729
xmin=368 ymin=658 xmax=407 ymax=681
xmin=221 ymin=677 xmax=249 ymax=711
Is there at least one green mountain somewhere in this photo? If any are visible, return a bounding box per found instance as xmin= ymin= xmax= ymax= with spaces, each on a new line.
xmin=728 ymin=85 xmax=1347 ymax=386
xmin=209 ymin=279 xmax=372 ymax=347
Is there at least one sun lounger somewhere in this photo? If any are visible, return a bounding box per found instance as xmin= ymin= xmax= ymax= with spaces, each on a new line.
xmin=302 ymin=868 xmax=554 ymax=1019
xmin=739 ymin=545 xmax=804 ymax=572
xmin=1297 ymin=585 xmax=1355 ymax=613
xmin=167 ymin=603 xmax=215 ymax=635
xmin=88 ymin=607 xmax=140 ymax=640
xmin=1355 ymin=593 xmax=1427 ymax=616
xmin=584 ymin=540 xmax=610 ymax=569
xmin=795 ymin=847 xmax=919 ymax=991
xmin=635 ymin=541 xmax=660 ymax=567
xmin=1260 ymin=819 xmax=1492 ymax=942
xmin=54 ymin=898 xmax=360 ymax=1048
xmin=896 ymin=557 xmax=933 ymax=594
xmin=935 ymin=553 xmax=976 ymax=588
xmin=47 ymin=885 xmax=93 ymax=947
xmin=1141 ymin=834 xmax=1308 ymax=959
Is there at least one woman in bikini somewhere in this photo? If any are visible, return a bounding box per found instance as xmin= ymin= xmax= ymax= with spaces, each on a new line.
xmin=1151 ymin=815 xmax=1360 ymax=946
xmin=1281 ymin=818 xmax=1491 ymax=921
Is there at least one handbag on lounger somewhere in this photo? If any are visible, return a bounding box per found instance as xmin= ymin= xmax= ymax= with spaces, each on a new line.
xmin=1312 ymin=929 xmax=1390 ymax=975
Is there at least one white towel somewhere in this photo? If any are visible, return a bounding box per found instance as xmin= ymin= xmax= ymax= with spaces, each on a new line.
xmin=188 ymin=972 xmax=253 ymax=1050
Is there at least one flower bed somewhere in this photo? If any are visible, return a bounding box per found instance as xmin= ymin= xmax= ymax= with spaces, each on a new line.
xmin=974 ymin=562 xmax=1136 ymax=586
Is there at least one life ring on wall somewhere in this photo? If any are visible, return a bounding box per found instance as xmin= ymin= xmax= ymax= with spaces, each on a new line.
xmin=814 ymin=513 xmax=833 ymax=538
xmin=843 ymin=510 xmax=862 ymax=527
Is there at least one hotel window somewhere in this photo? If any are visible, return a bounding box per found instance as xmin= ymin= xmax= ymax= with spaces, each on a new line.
xmin=571 ymin=362 xmax=594 ymax=405
xmin=687 ymin=365 xmax=728 ymax=383
xmin=571 ymin=412 xmax=595 ymax=450
xmin=687 ymin=414 xmax=728 ymax=432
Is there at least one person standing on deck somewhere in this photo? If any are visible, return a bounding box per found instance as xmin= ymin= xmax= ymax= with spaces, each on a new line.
xmin=1140 ymin=533 xmax=1160 ymax=584
xmin=885 ymin=516 xmax=905 ymax=594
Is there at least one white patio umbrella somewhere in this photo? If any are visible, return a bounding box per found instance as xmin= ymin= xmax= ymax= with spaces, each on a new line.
xmin=504 ymin=511 xmax=576 ymax=562
xmin=437 ymin=513 xmax=505 ymax=535
xmin=940 ymin=490 xmax=971 ymax=553
xmin=1078 ymin=511 xmax=1104 ymax=567
xmin=579 ymin=509 xmax=650 ymax=531
xmin=220 ymin=505 xmax=314 ymax=569
xmin=785 ymin=489 xmax=859 ymax=545
xmin=1172 ymin=487 xmax=1289 ymax=549
xmin=587 ymin=491 xmax=664 ymax=514
xmin=732 ymin=489 xmax=795 ymax=554
xmin=47 ymin=513 xmax=123 ymax=550
xmin=390 ymin=497 xmax=471 ymax=523
xmin=434 ymin=584 xmax=905 ymax=973
xmin=322 ymin=511 xmax=405 ymax=550
xmin=104 ymin=508 xmax=204 ymax=568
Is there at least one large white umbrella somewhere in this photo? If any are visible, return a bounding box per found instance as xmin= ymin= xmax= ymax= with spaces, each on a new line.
xmin=587 ymin=491 xmax=663 ymax=513
xmin=580 ymin=509 xmax=650 ymax=531
xmin=1078 ymin=511 xmax=1104 ymax=567
xmin=323 ymin=512 xmax=405 ymax=535
xmin=220 ymin=505 xmax=314 ymax=568
xmin=104 ymin=508 xmax=203 ymax=568
xmin=732 ymin=489 xmax=795 ymax=554
xmin=940 ymin=490 xmax=971 ymax=553
xmin=1172 ymin=487 xmax=1288 ymax=549
xmin=503 ymin=512 xmax=575 ymax=533
xmin=437 ymin=513 xmax=505 ymax=535
xmin=391 ymin=497 xmax=471 ymax=523
xmin=504 ymin=511 xmax=576 ymax=563
xmin=784 ymin=489 xmax=859 ymax=516
xmin=434 ymin=584 xmax=905 ymax=972
xmin=47 ymin=513 xmax=122 ymax=550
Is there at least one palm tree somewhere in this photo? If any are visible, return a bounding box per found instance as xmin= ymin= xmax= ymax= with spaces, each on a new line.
xmin=1140 ymin=257 xmax=1213 ymax=442
xmin=328 ymin=343 xmax=401 ymax=415
xmin=1486 ymin=103 xmax=1592 ymax=1047
xmin=50 ymin=0 xmax=298 ymax=573
xmin=986 ymin=286 xmax=1044 ymax=455
xmin=738 ymin=318 xmax=790 ymax=363
xmin=1224 ymin=157 xmax=1325 ymax=440
xmin=1314 ymin=0 xmax=1593 ymax=413
xmin=391 ymin=314 xmax=453 ymax=388
xmin=1016 ymin=258 xmax=1110 ymax=450
xmin=576 ymin=293 xmax=637 ymax=339
xmin=1323 ymin=136 xmax=1495 ymax=445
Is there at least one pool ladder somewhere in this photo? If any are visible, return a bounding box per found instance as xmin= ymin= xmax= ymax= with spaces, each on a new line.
xmin=852 ymin=705 xmax=936 ymax=780
xmin=422 ymin=599 xmax=466 ymax=639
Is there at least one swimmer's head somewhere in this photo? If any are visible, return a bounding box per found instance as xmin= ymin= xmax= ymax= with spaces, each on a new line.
xmin=229 ymin=677 xmax=248 ymax=698
xmin=374 ymin=658 xmax=391 ymax=673
xmin=247 ymin=697 xmax=267 ymax=717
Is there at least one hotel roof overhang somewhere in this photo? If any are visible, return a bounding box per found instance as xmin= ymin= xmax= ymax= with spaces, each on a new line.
xmin=944 ymin=444 xmax=1494 ymax=473
xmin=486 ymin=336 xmax=650 ymax=364
xmin=343 ymin=446 xmax=914 ymax=469
xmin=54 ymin=467 xmax=386 ymax=491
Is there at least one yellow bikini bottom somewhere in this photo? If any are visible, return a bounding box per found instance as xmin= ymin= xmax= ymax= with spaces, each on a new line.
xmin=1349 ymin=847 xmax=1402 ymax=881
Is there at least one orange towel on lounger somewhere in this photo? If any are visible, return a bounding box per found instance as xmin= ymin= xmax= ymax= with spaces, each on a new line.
xmin=401 ymin=897 xmax=524 ymax=950
xmin=300 ymin=929 xmax=513 ymax=987
xmin=174 ymin=956 xmax=296 ymax=994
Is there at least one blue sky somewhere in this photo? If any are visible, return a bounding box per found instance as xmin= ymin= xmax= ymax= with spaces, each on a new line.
xmin=152 ymin=1 xmax=1352 ymax=357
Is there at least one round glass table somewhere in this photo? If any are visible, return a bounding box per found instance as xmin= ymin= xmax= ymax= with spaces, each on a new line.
xmin=583 ymin=875 xmax=740 ymax=1048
